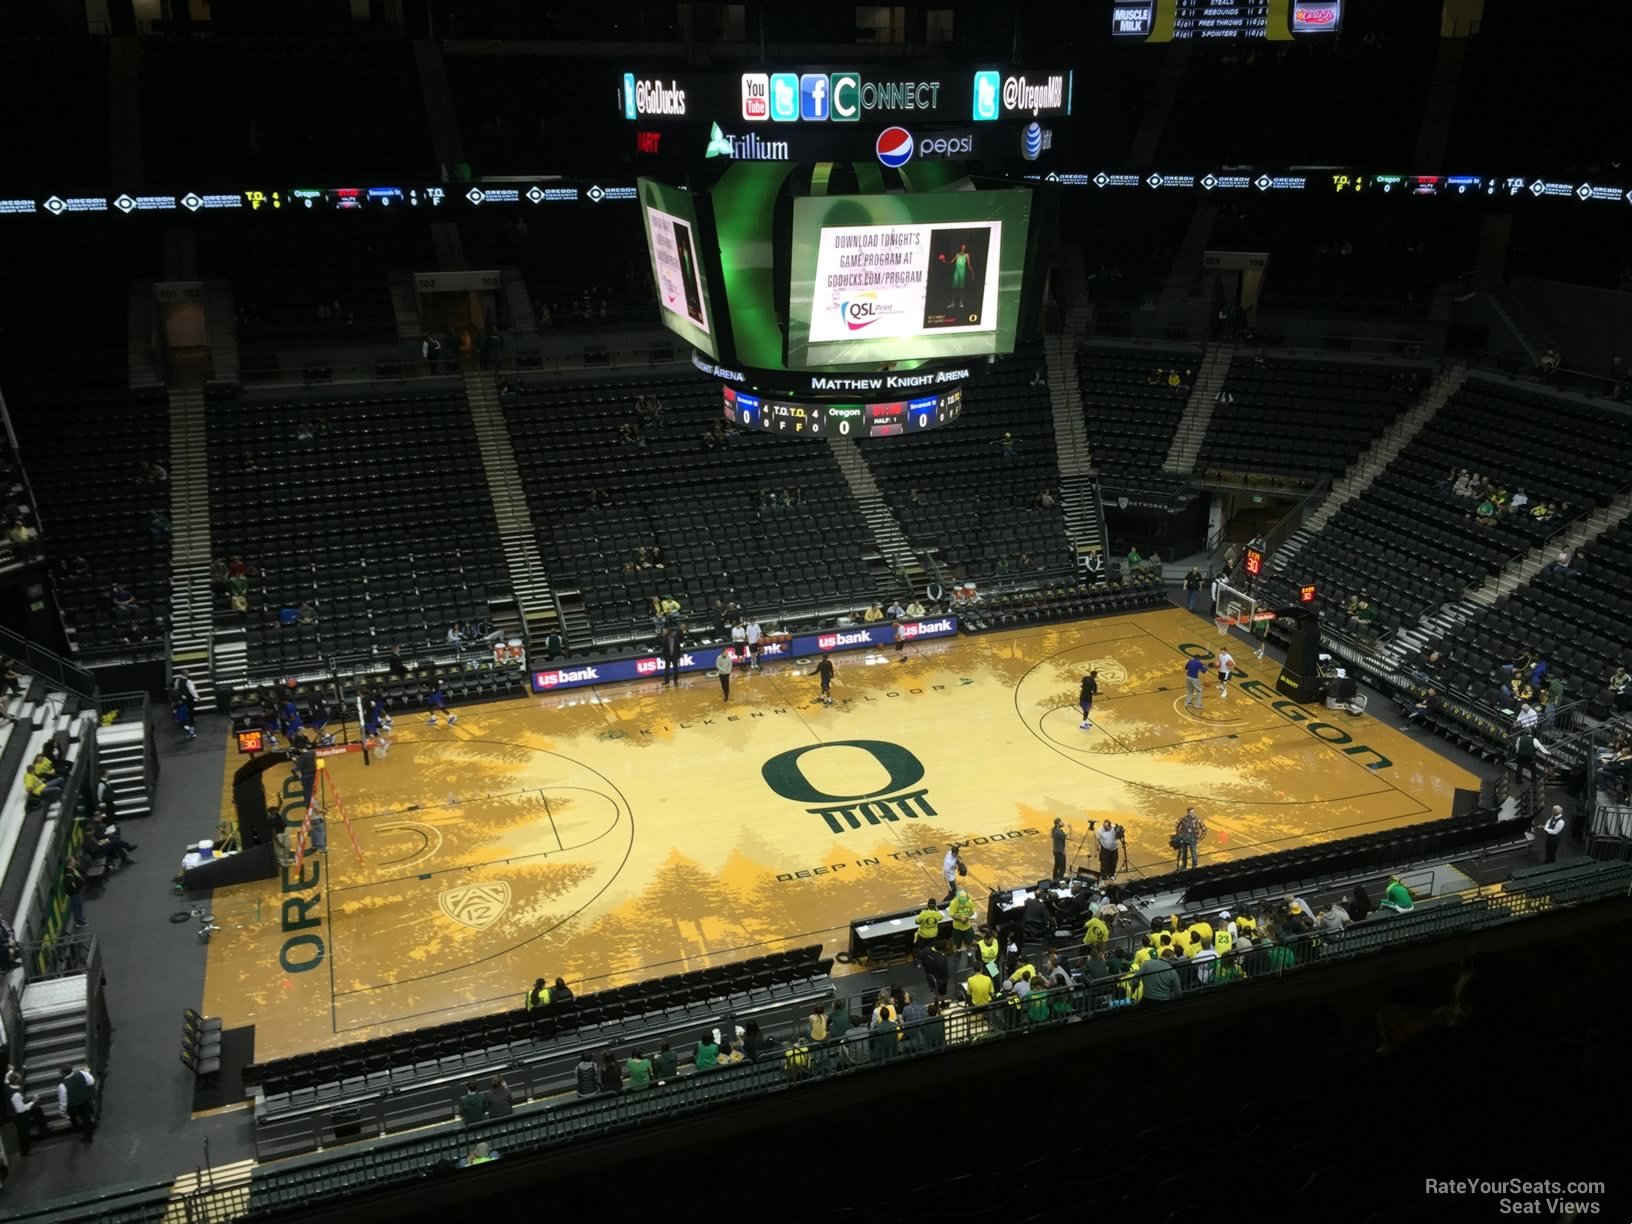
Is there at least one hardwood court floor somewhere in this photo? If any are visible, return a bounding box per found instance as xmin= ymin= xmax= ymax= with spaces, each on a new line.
xmin=204 ymin=606 xmax=1477 ymax=1060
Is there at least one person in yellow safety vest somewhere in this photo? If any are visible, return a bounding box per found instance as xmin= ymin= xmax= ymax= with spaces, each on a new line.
xmin=913 ymin=898 xmax=942 ymax=949
xmin=966 ymin=968 xmax=996 ymax=1007
xmin=30 ymin=754 xmax=55 ymax=780
xmin=1234 ymin=912 xmax=1258 ymax=939
xmin=1082 ymin=909 xmax=1110 ymax=946
xmin=1213 ymin=921 xmax=1235 ymax=957
xmin=1186 ymin=917 xmax=1213 ymax=947
xmin=975 ymin=930 xmax=1001 ymax=978
xmin=1130 ymin=937 xmax=1157 ymax=971
xmin=948 ymin=889 xmax=976 ymax=951
xmin=523 ymin=978 xmax=550 ymax=1010
xmin=783 ymin=1042 xmax=810 ymax=1078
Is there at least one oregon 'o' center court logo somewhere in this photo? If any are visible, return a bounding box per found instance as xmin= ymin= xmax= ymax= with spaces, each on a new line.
xmin=438 ymin=882 xmax=512 ymax=931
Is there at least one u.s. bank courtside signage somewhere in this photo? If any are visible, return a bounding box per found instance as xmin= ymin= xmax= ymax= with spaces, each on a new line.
xmin=529 ymin=617 xmax=958 ymax=693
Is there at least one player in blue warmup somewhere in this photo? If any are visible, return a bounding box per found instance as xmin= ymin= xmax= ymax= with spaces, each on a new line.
xmin=426 ymin=685 xmax=456 ymax=726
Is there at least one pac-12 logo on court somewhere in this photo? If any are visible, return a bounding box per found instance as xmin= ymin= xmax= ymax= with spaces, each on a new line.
xmin=438 ymin=882 xmax=512 ymax=931
xmin=1087 ymin=658 xmax=1127 ymax=686
xmin=762 ymin=740 xmax=938 ymax=835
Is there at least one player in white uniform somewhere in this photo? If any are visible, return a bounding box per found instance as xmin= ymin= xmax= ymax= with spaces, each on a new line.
xmin=1217 ymin=648 xmax=1235 ymax=696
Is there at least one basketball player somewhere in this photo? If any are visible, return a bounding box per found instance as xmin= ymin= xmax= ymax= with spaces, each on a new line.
xmin=1217 ymin=648 xmax=1235 ymax=697
xmin=1184 ymin=656 xmax=1207 ymax=709
xmin=1078 ymin=669 xmax=1099 ymax=729
xmin=745 ymin=618 xmax=763 ymax=669
xmin=425 ymin=684 xmax=457 ymax=726
xmin=809 ymin=655 xmax=835 ymax=705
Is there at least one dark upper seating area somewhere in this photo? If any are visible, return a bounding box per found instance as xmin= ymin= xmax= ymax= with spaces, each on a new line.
xmin=858 ymin=354 xmax=1073 ymax=582
xmin=1414 ymin=521 xmax=1632 ymax=713
xmin=1199 ymin=357 xmax=1427 ymax=483
xmin=207 ymin=388 xmax=508 ymax=673
xmin=11 ymin=387 xmax=170 ymax=650
xmin=503 ymin=372 xmax=875 ymax=637
xmin=1446 ymin=22 xmax=1626 ymax=173
xmin=1210 ymin=195 xmax=1477 ymax=321
xmin=461 ymin=213 xmax=656 ymax=331
xmin=200 ymin=217 xmax=430 ymax=352
xmin=1155 ymin=34 xmax=1436 ymax=168
xmin=1075 ymin=345 xmax=1197 ymax=493
xmin=1264 ymin=378 xmax=1627 ymax=636
xmin=0 ymin=38 xmax=109 ymax=189
xmin=139 ymin=37 xmax=433 ymax=184
xmin=1074 ymin=193 xmax=1197 ymax=315
xmin=445 ymin=54 xmax=610 ymax=179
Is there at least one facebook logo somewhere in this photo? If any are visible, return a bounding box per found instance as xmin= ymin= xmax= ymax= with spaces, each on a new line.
xmin=769 ymin=72 xmax=800 ymax=122
xmin=972 ymin=70 xmax=1000 ymax=121
xmin=799 ymin=73 xmax=829 ymax=121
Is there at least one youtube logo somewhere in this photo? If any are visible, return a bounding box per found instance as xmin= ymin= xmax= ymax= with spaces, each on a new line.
xmin=741 ymin=73 xmax=769 ymax=121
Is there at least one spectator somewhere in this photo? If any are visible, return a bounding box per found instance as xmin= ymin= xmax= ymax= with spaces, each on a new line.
xmin=1610 ymin=666 xmax=1631 ymax=714
xmin=599 ymin=1050 xmax=623 ymax=1094
xmin=651 ymin=1041 xmax=678 ymax=1083
xmin=458 ymin=1080 xmax=487 ymax=1124
xmin=693 ymin=1032 xmax=719 ymax=1070
xmin=862 ymin=602 xmax=884 ymax=623
xmin=1318 ymin=903 xmax=1351 ymax=933
xmin=1183 ymin=566 xmax=1203 ymax=612
xmin=460 ymin=1142 xmax=498 ymax=1168
xmin=149 ymin=511 xmax=170 ymax=543
xmin=1134 ymin=952 xmax=1183 ymax=1002
xmin=1344 ymin=594 xmax=1379 ymax=635
xmin=1379 ymin=875 xmax=1415 ymax=913
xmin=1346 ymin=884 xmax=1373 ymax=922
xmin=485 ymin=1076 xmax=513 ymax=1118
xmin=573 ymin=1051 xmax=600 ymax=1097
xmin=1402 ymin=688 xmax=1436 ymax=727
xmin=1264 ymin=938 xmax=1296 ymax=973
xmin=994 ymin=432 xmax=1019 ymax=460
xmin=626 ymin=1048 xmax=653 ymax=1090
xmin=905 ymin=596 xmax=926 ymax=617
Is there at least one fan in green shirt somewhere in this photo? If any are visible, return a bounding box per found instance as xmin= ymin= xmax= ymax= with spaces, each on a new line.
xmin=651 ymin=1043 xmax=678 ymax=1082
xmin=626 ymin=1051 xmax=653 ymax=1090
xmin=694 ymin=1037 xmax=719 ymax=1070
xmin=828 ymin=1003 xmax=851 ymax=1038
xmin=1265 ymin=941 xmax=1296 ymax=972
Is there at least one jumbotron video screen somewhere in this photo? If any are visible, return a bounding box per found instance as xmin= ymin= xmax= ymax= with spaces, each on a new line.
xmin=788 ymin=189 xmax=1032 ymax=367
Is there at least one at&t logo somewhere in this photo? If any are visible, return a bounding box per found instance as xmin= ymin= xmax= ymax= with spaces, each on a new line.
xmin=875 ymin=126 xmax=913 ymax=168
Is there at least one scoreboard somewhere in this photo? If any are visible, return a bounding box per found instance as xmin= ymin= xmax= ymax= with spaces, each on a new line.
xmin=1113 ymin=0 xmax=1341 ymax=41
xmin=723 ymin=386 xmax=963 ymax=438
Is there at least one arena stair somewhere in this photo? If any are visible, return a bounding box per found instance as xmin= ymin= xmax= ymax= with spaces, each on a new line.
xmin=412 ymin=40 xmax=467 ymax=177
xmin=107 ymin=38 xmax=143 ymax=187
xmin=1487 ymin=286 xmax=1556 ymax=367
xmin=830 ymin=438 xmax=926 ymax=593
xmin=1043 ymin=330 xmax=1107 ymax=570
xmin=387 ymin=272 xmax=422 ymax=341
xmin=18 ymin=975 xmax=90 ymax=1120
xmin=1386 ymin=485 xmax=1632 ymax=666
xmin=1271 ymin=361 xmax=1467 ymax=577
xmin=167 ymin=388 xmax=216 ymax=710
xmin=1161 ymin=343 xmax=1232 ymax=472
xmin=203 ymin=282 xmax=239 ymax=384
xmin=463 ymin=370 xmax=559 ymax=643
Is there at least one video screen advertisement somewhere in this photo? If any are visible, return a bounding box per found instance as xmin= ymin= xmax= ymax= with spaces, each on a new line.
xmin=637 ymin=177 xmax=719 ymax=359
xmin=787 ymin=189 xmax=1032 ymax=368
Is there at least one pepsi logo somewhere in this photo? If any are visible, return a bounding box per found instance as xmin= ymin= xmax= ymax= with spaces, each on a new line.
xmin=875 ymin=127 xmax=913 ymax=169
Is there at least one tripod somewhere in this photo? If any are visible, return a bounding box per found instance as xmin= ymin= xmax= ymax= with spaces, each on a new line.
xmin=293 ymin=759 xmax=365 ymax=874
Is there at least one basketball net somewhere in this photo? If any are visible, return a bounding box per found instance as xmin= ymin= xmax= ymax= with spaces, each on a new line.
xmin=293 ymin=759 xmax=365 ymax=874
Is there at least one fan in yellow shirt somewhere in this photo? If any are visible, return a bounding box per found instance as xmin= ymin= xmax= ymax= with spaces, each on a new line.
xmin=1081 ymin=912 xmax=1110 ymax=946
xmin=966 ymin=971 xmax=995 ymax=1006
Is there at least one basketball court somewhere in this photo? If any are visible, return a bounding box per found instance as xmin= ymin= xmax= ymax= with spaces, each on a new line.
xmin=203 ymin=605 xmax=1477 ymax=1061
